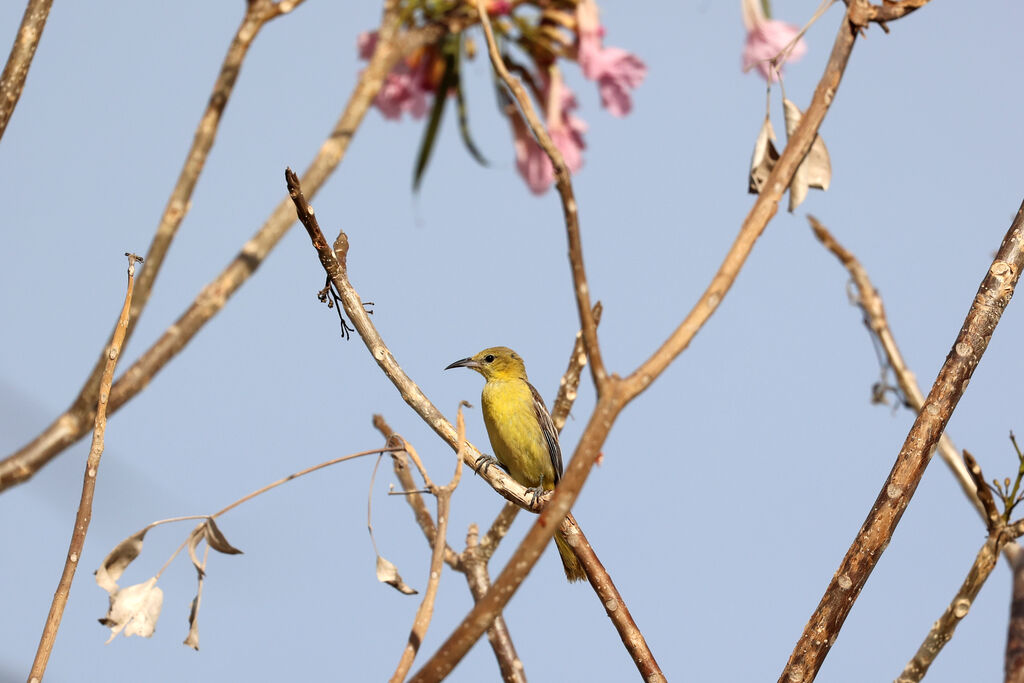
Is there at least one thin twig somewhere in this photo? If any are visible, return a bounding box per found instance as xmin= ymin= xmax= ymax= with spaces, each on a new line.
xmin=28 ymin=254 xmax=140 ymax=681
xmin=149 ymin=446 xmax=399 ymax=581
xmin=0 ymin=6 xmax=436 ymax=492
xmin=390 ymin=405 xmax=466 ymax=682
xmin=373 ymin=416 xmax=524 ymax=680
xmin=897 ymin=514 xmax=1024 ymax=682
xmin=474 ymin=0 xmax=605 ymax=391
xmin=551 ymin=302 xmax=602 ymax=432
xmin=373 ymin=417 xmax=461 ymax=569
xmin=781 ymin=201 xmax=1024 ymax=682
xmin=0 ymin=0 xmax=52 ymax=142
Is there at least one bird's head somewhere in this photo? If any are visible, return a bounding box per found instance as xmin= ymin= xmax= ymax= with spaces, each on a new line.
xmin=445 ymin=346 xmax=527 ymax=382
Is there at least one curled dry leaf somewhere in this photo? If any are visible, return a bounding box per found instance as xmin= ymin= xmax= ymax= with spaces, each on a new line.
xmin=204 ymin=517 xmax=243 ymax=555
xmin=183 ymin=595 xmax=201 ymax=650
xmin=95 ymin=528 xmax=149 ymax=593
xmin=783 ymin=98 xmax=831 ymax=211
xmin=188 ymin=518 xmax=243 ymax=577
xmin=748 ymin=115 xmax=779 ymax=194
xmin=99 ymin=577 xmax=164 ymax=643
xmin=376 ymin=555 xmax=418 ymax=595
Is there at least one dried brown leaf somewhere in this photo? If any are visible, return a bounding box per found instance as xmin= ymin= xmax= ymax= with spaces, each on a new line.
xmin=186 ymin=523 xmax=206 ymax=578
xmin=183 ymin=595 xmax=200 ymax=650
xmin=783 ymin=98 xmax=831 ymax=211
xmin=204 ymin=517 xmax=243 ymax=555
xmin=95 ymin=528 xmax=149 ymax=594
xmin=748 ymin=116 xmax=779 ymax=194
xmin=376 ymin=555 xmax=418 ymax=595
xmin=99 ymin=577 xmax=164 ymax=643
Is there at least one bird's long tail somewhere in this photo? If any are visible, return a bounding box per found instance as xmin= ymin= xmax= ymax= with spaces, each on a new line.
xmin=555 ymin=527 xmax=587 ymax=583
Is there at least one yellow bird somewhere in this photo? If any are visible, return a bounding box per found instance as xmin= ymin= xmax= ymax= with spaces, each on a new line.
xmin=446 ymin=346 xmax=586 ymax=582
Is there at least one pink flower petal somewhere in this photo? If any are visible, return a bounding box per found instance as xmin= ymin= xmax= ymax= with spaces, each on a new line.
xmin=742 ymin=19 xmax=806 ymax=82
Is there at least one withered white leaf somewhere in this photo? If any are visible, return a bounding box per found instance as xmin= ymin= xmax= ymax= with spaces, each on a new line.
xmin=95 ymin=527 xmax=149 ymax=594
xmin=748 ymin=116 xmax=779 ymax=195
xmin=203 ymin=517 xmax=243 ymax=556
xmin=183 ymin=595 xmax=200 ymax=651
xmin=783 ymin=98 xmax=831 ymax=211
xmin=376 ymin=555 xmax=418 ymax=595
xmin=99 ymin=577 xmax=164 ymax=643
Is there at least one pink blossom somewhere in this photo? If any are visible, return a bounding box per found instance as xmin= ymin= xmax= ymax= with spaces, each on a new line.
xmin=487 ymin=0 xmax=512 ymax=15
xmin=356 ymin=30 xmax=431 ymax=120
xmin=510 ymin=74 xmax=587 ymax=195
xmin=741 ymin=0 xmax=807 ymax=82
xmin=576 ymin=0 xmax=646 ymax=117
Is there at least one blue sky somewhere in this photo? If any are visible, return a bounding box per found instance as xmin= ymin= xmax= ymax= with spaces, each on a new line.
xmin=2 ymin=2 xmax=1023 ymax=681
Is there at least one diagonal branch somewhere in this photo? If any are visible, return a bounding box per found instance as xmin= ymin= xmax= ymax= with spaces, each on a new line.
xmin=897 ymin=454 xmax=1020 ymax=683
xmin=0 ymin=0 xmax=52 ymax=142
xmin=474 ymin=0 xmax=605 ymax=391
xmin=622 ymin=1 xmax=863 ymax=401
xmin=808 ymin=215 xmax=1022 ymax=565
xmin=286 ymin=168 xmax=542 ymax=511
xmin=66 ymin=0 xmax=307 ymax=442
xmin=0 ymin=7 xmax=435 ymax=492
xmin=780 ymin=201 xmax=1024 ymax=682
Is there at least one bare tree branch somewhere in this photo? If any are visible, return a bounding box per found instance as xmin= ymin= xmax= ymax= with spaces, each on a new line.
xmin=389 ymin=405 xmax=466 ymax=683
xmin=621 ymin=2 xmax=864 ymax=402
xmin=0 ymin=0 xmax=52 ymax=142
xmin=462 ymin=525 xmax=527 ymax=683
xmin=286 ymin=168 xmax=542 ymax=511
xmin=780 ymin=201 xmax=1024 ymax=682
xmin=1007 ymin=551 xmax=1024 ymax=683
xmin=562 ymin=513 xmax=665 ymax=682
xmin=373 ymin=415 xmax=527 ymax=682
xmin=845 ymin=0 xmax=934 ymax=27
xmin=29 ymin=254 xmax=140 ymax=681
xmin=0 ymin=6 xmax=434 ymax=492
xmin=808 ymin=215 xmax=1023 ymax=564
xmin=897 ymin=451 xmax=1024 ymax=683
xmin=65 ymin=0 xmax=307 ymax=444
xmin=474 ymin=0 xmax=606 ymax=391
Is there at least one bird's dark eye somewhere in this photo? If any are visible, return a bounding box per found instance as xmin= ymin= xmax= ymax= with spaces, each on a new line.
xmin=484 ymin=354 xmax=495 ymax=363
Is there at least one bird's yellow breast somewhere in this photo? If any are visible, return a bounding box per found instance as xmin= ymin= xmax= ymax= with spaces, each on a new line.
xmin=481 ymin=379 xmax=556 ymax=490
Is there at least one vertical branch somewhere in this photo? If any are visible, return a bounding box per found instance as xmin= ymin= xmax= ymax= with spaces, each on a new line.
xmin=462 ymin=525 xmax=527 ymax=683
xmin=390 ymin=405 xmax=466 ymax=683
xmin=0 ymin=0 xmax=52 ymax=142
xmin=374 ymin=415 xmax=526 ymax=682
xmin=1007 ymin=552 xmax=1024 ymax=682
xmin=780 ymin=203 xmax=1024 ymax=682
xmin=473 ymin=0 xmax=605 ymax=391
xmin=28 ymin=254 xmax=140 ymax=681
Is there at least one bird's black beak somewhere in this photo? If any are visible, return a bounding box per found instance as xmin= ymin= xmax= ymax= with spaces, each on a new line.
xmin=445 ymin=357 xmax=479 ymax=370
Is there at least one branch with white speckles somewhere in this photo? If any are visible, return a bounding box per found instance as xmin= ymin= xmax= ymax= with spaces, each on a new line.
xmin=781 ymin=200 xmax=1024 ymax=683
